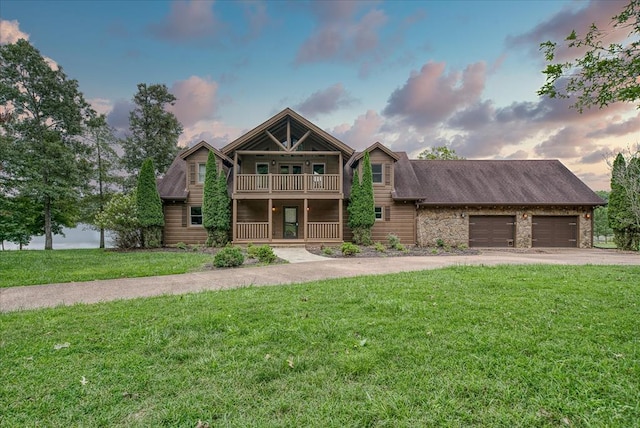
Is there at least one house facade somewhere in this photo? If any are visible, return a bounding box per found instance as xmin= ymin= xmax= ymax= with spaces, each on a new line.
xmin=158 ymin=108 xmax=604 ymax=248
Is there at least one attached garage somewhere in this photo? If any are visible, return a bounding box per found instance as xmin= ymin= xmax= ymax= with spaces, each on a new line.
xmin=469 ymin=216 xmax=515 ymax=247
xmin=532 ymin=216 xmax=578 ymax=247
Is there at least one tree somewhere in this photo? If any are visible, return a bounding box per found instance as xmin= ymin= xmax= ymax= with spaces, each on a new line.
xmin=538 ymin=0 xmax=640 ymax=112
xmin=122 ymin=83 xmax=183 ymax=181
xmin=82 ymin=113 xmax=122 ymax=248
xmin=136 ymin=158 xmax=164 ymax=248
xmin=0 ymin=39 xmax=92 ymax=249
xmin=608 ymin=152 xmax=640 ymax=250
xmin=95 ymin=192 xmax=140 ymax=249
xmin=348 ymin=151 xmax=375 ymax=245
xmin=202 ymin=151 xmax=230 ymax=247
xmin=418 ymin=146 xmax=465 ymax=160
xmin=593 ymin=191 xmax=613 ymax=243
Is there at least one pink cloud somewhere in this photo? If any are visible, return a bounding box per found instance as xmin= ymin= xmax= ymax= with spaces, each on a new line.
xmin=534 ymin=126 xmax=596 ymax=158
xmin=586 ymin=112 xmax=640 ymax=138
xmin=383 ymin=61 xmax=486 ymax=128
xmin=507 ymin=0 xmax=629 ymax=61
xmin=294 ymin=83 xmax=357 ymax=117
xmin=169 ymin=76 xmax=219 ymax=128
xmin=330 ymin=110 xmax=384 ymax=150
xmin=148 ymin=0 xmax=220 ymax=42
xmin=0 ymin=19 xmax=29 ymax=45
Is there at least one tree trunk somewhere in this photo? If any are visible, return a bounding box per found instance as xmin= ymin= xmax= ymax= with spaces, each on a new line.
xmin=44 ymin=195 xmax=53 ymax=250
xmin=100 ymin=227 xmax=105 ymax=249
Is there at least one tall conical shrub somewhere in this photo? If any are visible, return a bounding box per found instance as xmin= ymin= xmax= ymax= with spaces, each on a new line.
xmin=136 ymin=158 xmax=164 ymax=248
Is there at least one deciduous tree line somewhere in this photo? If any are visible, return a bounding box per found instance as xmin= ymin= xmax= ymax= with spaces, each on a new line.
xmin=0 ymin=39 xmax=195 ymax=249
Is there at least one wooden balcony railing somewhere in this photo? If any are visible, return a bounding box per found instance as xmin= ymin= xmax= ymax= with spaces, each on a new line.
xmin=236 ymin=174 xmax=340 ymax=193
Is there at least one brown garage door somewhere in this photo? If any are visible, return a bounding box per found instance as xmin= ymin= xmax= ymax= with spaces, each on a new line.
xmin=469 ymin=216 xmax=515 ymax=247
xmin=532 ymin=216 xmax=578 ymax=247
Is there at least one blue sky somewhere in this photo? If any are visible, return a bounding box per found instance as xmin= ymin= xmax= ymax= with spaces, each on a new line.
xmin=1 ymin=0 xmax=636 ymax=191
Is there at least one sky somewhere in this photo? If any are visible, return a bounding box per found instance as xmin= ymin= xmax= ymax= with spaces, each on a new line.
xmin=1 ymin=0 xmax=637 ymax=193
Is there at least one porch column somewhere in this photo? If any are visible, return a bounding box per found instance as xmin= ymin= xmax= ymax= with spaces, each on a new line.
xmin=268 ymin=198 xmax=273 ymax=241
xmin=338 ymin=198 xmax=343 ymax=241
xmin=303 ymin=198 xmax=308 ymax=241
xmin=232 ymin=198 xmax=238 ymax=242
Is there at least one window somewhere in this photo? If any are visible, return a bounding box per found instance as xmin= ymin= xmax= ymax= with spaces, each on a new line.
xmin=190 ymin=206 xmax=203 ymax=225
xmin=312 ymin=163 xmax=325 ymax=175
xmin=197 ymin=163 xmax=206 ymax=183
xmin=374 ymin=206 xmax=383 ymax=220
xmin=256 ymin=163 xmax=269 ymax=189
xmin=256 ymin=163 xmax=269 ymax=174
xmin=372 ymin=164 xmax=383 ymax=183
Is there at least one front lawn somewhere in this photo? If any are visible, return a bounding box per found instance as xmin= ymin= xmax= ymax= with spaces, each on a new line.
xmin=0 ymin=249 xmax=213 ymax=288
xmin=1 ymin=265 xmax=638 ymax=426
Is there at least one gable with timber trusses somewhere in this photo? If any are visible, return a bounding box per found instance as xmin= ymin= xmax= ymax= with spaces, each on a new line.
xmin=220 ymin=108 xmax=354 ymax=158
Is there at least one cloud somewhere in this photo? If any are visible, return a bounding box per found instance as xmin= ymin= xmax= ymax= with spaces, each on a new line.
xmin=106 ymin=99 xmax=134 ymax=136
xmin=168 ymin=76 xmax=219 ymax=128
xmin=330 ymin=109 xmax=384 ymax=150
xmin=179 ymin=120 xmax=242 ymax=149
xmin=507 ymin=0 xmax=629 ymax=60
xmin=295 ymin=4 xmax=387 ymax=65
xmin=383 ymin=61 xmax=486 ymax=128
xmin=294 ymin=83 xmax=357 ymax=117
xmin=586 ymin=112 xmax=640 ymax=138
xmin=148 ymin=0 xmax=220 ymax=42
xmin=534 ymin=126 xmax=596 ymax=158
xmin=88 ymin=98 xmax=114 ymax=116
xmin=241 ymin=1 xmax=270 ymax=42
xmin=580 ymin=147 xmax=616 ymax=165
xmin=0 ymin=19 xmax=29 ymax=45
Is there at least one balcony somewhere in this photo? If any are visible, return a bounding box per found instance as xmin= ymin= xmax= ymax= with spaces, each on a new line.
xmin=235 ymin=174 xmax=341 ymax=193
xmin=235 ymin=221 xmax=341 ymax=241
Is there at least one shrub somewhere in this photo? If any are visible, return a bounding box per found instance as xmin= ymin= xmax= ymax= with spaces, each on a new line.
xmin=95 ymin=192 xmax=140 ymax=249
xmin=341 ymin=242 xmax=361 ymax=256
xmin=322 ymin=247 xmax=334 ymax=256
xmin=457 ymin=243 xmax=468 ymax=250
xmin=395 ymin=243 xmax=407 ymax=252
xmin=136 ymin=158 xmax=164 ymax=248
xmin=374 ymin=242 xmax=386 ymax=252
xmin=213 ymin=246 xmax=245 ymax=268
xmin=436 ymin=238 xmax=445 ymax=248
xmin=175 ymin=242 xmax=188 ymax=250
xmin=387 ymin=233 xmax=401 ymax=249
xmin=248 ymin=244 xmax=276 ymax=264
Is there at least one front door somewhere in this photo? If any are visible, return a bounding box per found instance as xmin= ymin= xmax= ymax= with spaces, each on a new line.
xmin=284 ymin=206 xmax=298 ymax=239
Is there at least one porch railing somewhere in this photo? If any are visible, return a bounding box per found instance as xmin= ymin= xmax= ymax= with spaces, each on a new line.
xmin=236 ymin=174 xmax=340 ymax=193
xmin=235 ymin=222 xmax=341 ymax=240
xmin=236 ymin=222 xmax=269 ymax=240
xmin=307 ymin=222 xmax=340 ymax=239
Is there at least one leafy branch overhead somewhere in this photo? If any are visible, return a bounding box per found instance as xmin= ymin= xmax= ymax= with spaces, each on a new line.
xmin=538 ymin=0 xmax=640 ymax=112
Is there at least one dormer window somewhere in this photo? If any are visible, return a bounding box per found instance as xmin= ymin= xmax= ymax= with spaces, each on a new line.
xmin=198 ymin=163 xmax=206 ymax=183
xmin=372 ymin=164 xmax=383 ymax=183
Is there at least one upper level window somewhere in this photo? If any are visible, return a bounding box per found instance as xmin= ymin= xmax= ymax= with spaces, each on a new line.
xmin=198 ymin=163 xmax=206 ymax=183
xmin=371 ymin=164 xmax=383 ymax=183
xmin=256 ymin=163 xmax=269 ymax=174
xmin=312 ymin=164 xmax=325 ymax=175
xmin=190 ymin=206 xmax=203 ymax=225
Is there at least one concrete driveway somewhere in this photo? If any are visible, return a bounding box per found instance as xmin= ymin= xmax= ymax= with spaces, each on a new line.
xmin=1 ymin=248 xmax=638 ymax=313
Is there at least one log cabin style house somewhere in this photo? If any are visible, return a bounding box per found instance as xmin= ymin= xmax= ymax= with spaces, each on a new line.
xmin=158 ymin=108 xmax=604 ymax=248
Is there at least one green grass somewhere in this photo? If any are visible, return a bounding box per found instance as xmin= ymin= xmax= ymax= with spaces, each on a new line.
xmin=2 ymin=265 xmax=639 ymax=426
xmin=0 ymin=249 xmax=212 ymax=288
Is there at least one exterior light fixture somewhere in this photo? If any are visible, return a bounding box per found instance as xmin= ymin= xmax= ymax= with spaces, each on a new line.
xmin=272 ymin=206 xmax=276 ymax=212
xmin=271 ymin=160 xmax=276 ymax=166
xmin=585 ymin=213 xmax=591 ymax=219
xmin=522 ymin=213 xmax=528 ymax=219
xmin=305 ymin=160 xmax=310 ymax=166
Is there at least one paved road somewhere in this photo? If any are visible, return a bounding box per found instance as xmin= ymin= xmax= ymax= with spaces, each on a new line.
xmin=1 ymin=248 xmax=638 ymax=313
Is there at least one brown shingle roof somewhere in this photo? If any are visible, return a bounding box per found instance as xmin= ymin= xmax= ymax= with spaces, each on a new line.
xmin=157 ymin=153 xmax=188 ymax=200
xmin=395 ymin=159 xmax=604 ymax=206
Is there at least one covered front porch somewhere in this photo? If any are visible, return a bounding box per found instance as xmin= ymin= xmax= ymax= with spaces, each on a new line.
xmin=233 ymin=198 xmax=344 ymax=243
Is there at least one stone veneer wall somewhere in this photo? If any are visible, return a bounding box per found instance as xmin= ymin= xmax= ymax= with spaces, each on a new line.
xmin=416 ymin=206 xmax=593 ymax=248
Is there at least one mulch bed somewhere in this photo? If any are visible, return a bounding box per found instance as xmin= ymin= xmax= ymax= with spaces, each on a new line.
xmin=305 ymin=244 xmax=480 ymax=258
